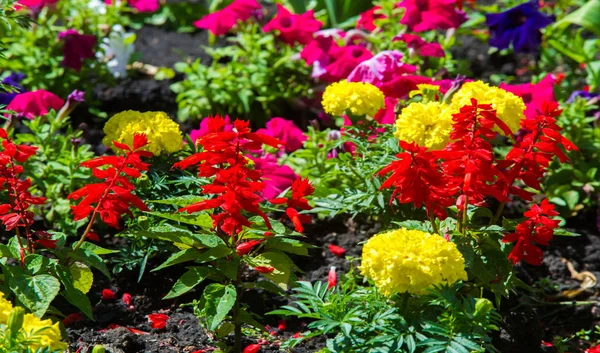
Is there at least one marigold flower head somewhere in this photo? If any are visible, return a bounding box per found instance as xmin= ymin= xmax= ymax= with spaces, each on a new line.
xmin=322 ymin=81 xmax=385 ymax=117
xmin=0 ymin=293 xmax=67 ymax=351
xmin=450 ymin=81 xmax=525 ymax=134
xmin=394 ymin=101 xmax=453 ymax=150
xmin=103 ymin=110 xmax=183 ymax=156
xmin=360 ymin=228 xmax=467 ymax=295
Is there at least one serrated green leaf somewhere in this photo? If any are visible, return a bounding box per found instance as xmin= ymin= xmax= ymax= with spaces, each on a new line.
xmin=202 ymin=283 xmax=237 ymax=331
xmin=153 ymin=248 xmax=203 ymax=272
xmin=146 ymin=210 xmax=213 ymax=228
xmin=69 ymin=262 xmax=93 ymax=294
xmin=8 ymin=270 xmax=60 ymax=317
xmin=69 ymin=248 xmax=111 ymax=278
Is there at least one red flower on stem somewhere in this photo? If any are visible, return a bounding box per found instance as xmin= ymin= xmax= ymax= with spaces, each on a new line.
xmin=270 ymin=178 xmax=314 ymax=233
xmin=502 ymin=199 xmax=559 ymax=265
xmin=69 ymin=134 xmax=151 ymax=230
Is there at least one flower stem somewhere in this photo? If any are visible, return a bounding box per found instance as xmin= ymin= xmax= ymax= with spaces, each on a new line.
xmin=490 ymin=201 xmax=505 ymax=226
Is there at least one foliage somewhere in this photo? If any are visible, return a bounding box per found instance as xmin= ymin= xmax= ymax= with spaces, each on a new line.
xmin=171 ymin=23 xmax=313 ymax=123
xmin=272 ymin=276 xmax=500 ymax=353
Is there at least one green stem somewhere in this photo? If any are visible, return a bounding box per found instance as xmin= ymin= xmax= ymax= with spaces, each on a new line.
xmin=429 ymin=213 xmax=439 ymax=235
xmin=461 ymin=197 xmax=468 ymax=235
xmin=233 ymin=275 xmax=243 ymax=353
xmin=490 ymin=201 xmax=505 ymax=226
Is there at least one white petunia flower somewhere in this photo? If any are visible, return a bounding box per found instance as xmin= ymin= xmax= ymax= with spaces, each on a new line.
xmin=97 ymin=25 xmax=135 ymax=78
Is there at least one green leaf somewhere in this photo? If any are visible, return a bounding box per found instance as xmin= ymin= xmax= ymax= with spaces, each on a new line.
xmin=148 ymin=195 xmax=205 ymax=207
xmin=266 ymin=237 xmax=310 ymax=256
xmin=137 ymin=224 xmax=224 ymax=248
xmin=250 ymin=251 xmax=295 ymax=290
xmin=55 ymin=267 xmax=94 ymax=320
xmin=153 ymin=248 xmax=203 ymax=272
xmin=146 ymin=210 xmax=213 ymax=228
xmin=562 ymin=190 xmax=579 ymax=210
xmin=163 ymin=267 xmax=211 ymax=299
xmin=556 ymin=0 xmax=600 ymax=36
xmin=70 ymin=248 xmax=111 ymax=278
xmin=8 ymin=270 xmax=60 ymax=317
xmin=79 ymin=241 xmax=119 ymax=255
xmin=202 ymin=283 xmax=237 ymax=331
xmin=69 ymin=262 xmax=93 ymax=294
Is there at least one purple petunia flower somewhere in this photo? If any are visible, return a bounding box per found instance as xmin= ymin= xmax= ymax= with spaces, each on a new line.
xmin=58 ymin=30 xmax=97 ymax=72
xmin=0 ymin=73 xmax=26 ymax=106
xmin=567 ymin=90 xmax=600 ymax=103
xmin=485 ymin=1 xmax=554 ymax=53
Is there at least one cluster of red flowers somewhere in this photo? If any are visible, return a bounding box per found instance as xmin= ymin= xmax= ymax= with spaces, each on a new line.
xmin=0 ymin=128 xmax=46 ymax=255
xmin=69 ymin=134 xmax=151 ymax=229
xmin=380 ymin=100 xmax=577 ymax=265
xmin=502 ymin=199 xmax=559 ymax=265
xmin=174 ymin=116 xmax=314 ymax=240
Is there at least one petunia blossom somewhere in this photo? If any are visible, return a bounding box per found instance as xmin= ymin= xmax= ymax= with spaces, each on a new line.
xmin=58 ymin=30 xmax=97 ymax=72
xmin=398 ymin=0 xmax=467 ymax=32
xmin=190 ymin=115 xmax=234 ymax=143
xmin=251 ymin=154 xmax=298 ymax=199
xmin=500 ymin=74 xmax=556 ymax=119
xmin=347 ymin=50 xmax=416 ymax=86
xmin=394 ymin=34 xmax=445 ymax=58
xmin=15 ymin=0 xmax=57 ymax=12
xmin=128 ymin=0 xmax=159 ymax=12
xmin=485 ymin=1 xmax=554 ymax=53
xmin=374 ymin=97 xmax=398 ymax=125
xmin=7 ymin=90 xmax=64 ymax=119
xmin=300 ymin=33 xmax=342 ymax=78
xmin=194 ymin=0 xmax=261 ymax=36
xmin=97 ymin=25 xmax=135 ymax=78
xmin=257 ymin=117 xmax=306 ymax=153
xmin=263 ymin=4 xmax=322 ymax=45
xmin=319 ymin=45 xmax=373 ymax=82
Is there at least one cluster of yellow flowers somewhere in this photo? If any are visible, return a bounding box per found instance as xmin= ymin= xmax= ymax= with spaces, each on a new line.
xmin=321 ymin=81 xmax=385 ymax=117
xmin=0 ymin=293 xmax=66 ymax=351
xmin=360 ymin=228 xmax=467 ymax=296
xmin=394 ymin=81 xmax=526 ymax=150
xmin=103 ymin=110 xmax=183 ymax=156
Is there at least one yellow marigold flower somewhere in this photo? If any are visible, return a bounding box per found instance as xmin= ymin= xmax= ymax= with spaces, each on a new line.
xmin=360 ymin=228 xmax=467 ymax=296
xmin=450 ymin=81 xmax=525 ymax=134
xmin=409 ymin=83 xmax=440 ymax=99
xmin=21 ymin=314 xmax=67 ymax=351
xmin=394 ymin=101 xmax=453 ymax=150
xmin=322 ymin=81 xmax=385 ymax=117
xmin=103 ymin=110 xmax=183 ymax=156
xmin=0 ymin=293 xmax=12 ymax=323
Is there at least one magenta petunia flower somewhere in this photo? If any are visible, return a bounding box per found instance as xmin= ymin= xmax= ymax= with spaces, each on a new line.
xmin=300 ymin=34 xmax=341 ymax=78
xmin=194 ymin=0 xmax=261 ymax=36
xmin=251 ymin=154 xmax=298 ymax=199
xmin=189 ymin=115 xmax=234 ymax=143
xmin=394 ymin=34 xmax=445 ymax=58
xmin=500 ymin=74 xmax=556 ymax=120
xmin=128 ymin=0 xmax=159 ymax=12
xmin=7 ymin=90 xmax=64 ymax=119
xmin=263 ymin=4 xmax=322 ymax=46
xmin=15 ymin=0 xmax=57 ymax=12
xmin=398 ymin=0 xmax=467 ymax=32
xmin=58 ymin=30 xmax=96 ymax=72
xmin=379 ymin=75 xmax=433 ymax=99
xmin=347 ymin=50 xmax=417 ymax=86
xmin=319 ymin=45 xmax=373 ymax=82
xmin=374 ymin=97 xmax=398 ymax=125
xmin=257 ymin=117 xmax=306 ymax=153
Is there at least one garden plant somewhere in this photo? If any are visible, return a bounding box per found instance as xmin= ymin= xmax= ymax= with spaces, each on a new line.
xmin=0 ymin=0 xmax=600 ymax=352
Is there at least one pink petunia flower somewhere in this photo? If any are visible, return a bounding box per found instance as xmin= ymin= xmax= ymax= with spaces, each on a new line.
xmin=7 ymin=90 xmax=64 ymax=120
xmin=379 ymin=75 xmax=433 ymax=99
xmin=58 ymin=30 xmax=96 ymax=72
xmin=263 ymin=4 xmax=322 ymax=46
xmin=319 ymin=45 xmax=373 ymax=82
xmin=347 ymin=50 xmax=417 ymax=86
xmin=15 ymin=0 xmax=57 ymax=12
xmin=499 ymin=74 xmax=556 ymax=120
xmin=394 ymin=34 xmax=445 ymax=58
xmin=189 ymin=115 xmax=234 ymax=143
xmin=300 ymin=34 xmax=341 ymax=78
xmin=257 ymin=117 xmax=306 ymax=153
xmin=398 ymin=0 xmax=467 ymax=32
xmin=251 ymin=154 xmax=298 ymax=199
xmin=374 ymin=97 xmax=398 ymax=125
xmin=194 ymin=0 xmax=261 ymax=36
xmin=128 ymin=0 xmax=159 ymax=12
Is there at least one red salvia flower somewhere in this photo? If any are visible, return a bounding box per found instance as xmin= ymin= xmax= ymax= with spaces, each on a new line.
xmin=502 ymin=199 xmax=559 ymax=265
xmin=175 ymin=116 xmax=282 ymax=236
xmin=148 ymin=313 xmax=169 ymax=329
xmin=253 ymin=266 xmax=275 ymax=273
xmin=236 ymin=240 xmax=263 ymax=255
xmin=68 ymin=134 xmax=151 ymax=228
xmin=270 ymin=178 xmax=315 ymax=232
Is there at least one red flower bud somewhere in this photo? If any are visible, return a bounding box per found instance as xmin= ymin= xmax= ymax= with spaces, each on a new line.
xmin=327 ymin=266 xmax=337 ymax=289
xmin=328 ymin=244 xmax=346 ymax=257
xmin=87 ymin=232 xmax=100 ymax=241
xmin=236 ymin=240 xmax=262 ymax=255
xmin=101 ymin=289 xmax=116 ymax=301
xmin=264 ymin=231 xmax=274 ymax=237
xmin=243 ymin=344 xmax=261 ymax=353
xmin=148 ymin=313 xmax=169 ymax=329
xmin=253 ymin=266 xmax=274 ymax=273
